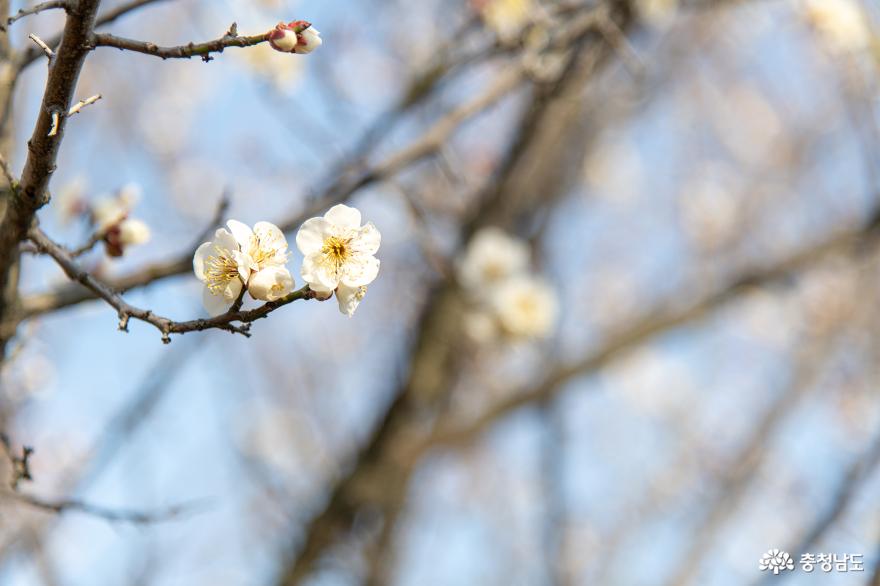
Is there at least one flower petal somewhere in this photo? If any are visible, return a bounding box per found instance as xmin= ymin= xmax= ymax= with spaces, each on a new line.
xmin=248 ymin=266 xmax=294 ymax=301
xmin=296 ymin=217 xmax=331 ymax=256
xmin=202 ymin=285 xmax=233 ymax=316
xmin=353 ymin=222 xmax=381 ymax=256
xmin=336 ymin=284 xmax=366 ymax=317
xmin=324 ymin=204 xmax=362 ymax=230
xmin=340 ymin=254 xmax=379 ymax=287
xmin=193 ymin=241 xmax=213 ymax=282
xmin=226 ymin=220 xmax=253 ymax=252
xmin=301 ymin=253 xmax=339 ymax=291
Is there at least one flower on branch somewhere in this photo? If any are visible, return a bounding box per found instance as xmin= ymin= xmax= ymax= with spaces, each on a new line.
xmin=267 ymin=21 xmax=322 ymax=54
xmin=193 ymin=220 xmax=295 ymax=315
xmin=193 ymin=224 xmax=253 ymax=316
xmin=296 ymin=204 xmax=381 ymax=316
xmin=91 ymin=184 xmax=151 ymax=257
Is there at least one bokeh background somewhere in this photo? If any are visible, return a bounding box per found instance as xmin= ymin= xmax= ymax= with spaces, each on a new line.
xmin=1 ymin=0 xmax=880 ymax=584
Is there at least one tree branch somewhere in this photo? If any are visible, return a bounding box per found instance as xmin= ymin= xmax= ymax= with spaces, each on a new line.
xmin=17 ymin=0 xmax=174 ymax=69
xmin=3 ymin=490 xmax=205 ymax=525
xmin=90 ymin=24 xmax=271 ymax=62
xmin=27 ymin=226 xmax=315 ymax=342
xmin=3 ymin=0 xmax=69 ymax=29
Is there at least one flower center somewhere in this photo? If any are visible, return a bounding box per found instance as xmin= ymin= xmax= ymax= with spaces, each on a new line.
xmin=321 ymin=236 xmax=351 ymax=268
xmin=204 ymin=247 xmax=240 ymax=294
xmin=249 ymin=234 xmax=286 ymax=269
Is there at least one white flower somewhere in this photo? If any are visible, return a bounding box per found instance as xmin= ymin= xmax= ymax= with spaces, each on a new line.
xmin=193 ymin=223 xmax=253 ymax=316
xmin=802 ymin=0 xmax=872 ymax=53
xmin=336 ymin=284 xmax=367 ymax=317
xmin=457 ymin=227 xmax=530 ymax=293
xmin=491 ymin=275 xmax=558 ymax=338
xmin=226 ymin=220 xmax=295 ymax=302
xmin=248 ymin=265 xmax=295 ymax=302
xmin=296 ymin=203 xmax=381 ymax=295
xmin=268 ymin=21 xmax=322 ymax=54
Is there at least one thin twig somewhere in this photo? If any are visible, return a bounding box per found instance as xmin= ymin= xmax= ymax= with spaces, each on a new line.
xmin=4 ymin=491 xmax=207 ymax=525
xmin=17 ymin=0 xmax=174 ymax=69
xmin=5 ymin=0 xmax=68 ymax=29
xmin=27 ymin=33 xmax=53 ymax=59
xmin=0 ymin=433 xmax=34 ymax=490
xmin=0 ymin=153 xmax=14 ymax=188
xmin=89 ymin=22 xmax=289 ymax=62
xmin=67 ymin=93 xmax=101 ymax=117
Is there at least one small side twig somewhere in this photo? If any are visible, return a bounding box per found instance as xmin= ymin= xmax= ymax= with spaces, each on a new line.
xmin=28 ymin=33 xmax=54 ymax=59
xmin=67 ymin=94 xmax=102 ymax=117
xmin=0 ymin=153 xmax=15 ymax=188
xmin=5 ymin=0 xmax=69 ymax=29
xmin=0 ymin=433 xmax=34 ymax=490
xmin=4 ymin=491 xmax=208 ymax=525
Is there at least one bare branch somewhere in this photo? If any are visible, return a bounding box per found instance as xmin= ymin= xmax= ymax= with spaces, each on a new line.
xmin=4 ymin=1 xmax=68 ymax=29
xmin=90 ymin=24 xmax=278 ymax=62
xmin=17 ymin=0 xmax=174 ymax=69
xmin=3 ymin=490 xmax=207 ymax=525
xmin=0 ymin=432 xmax=34 ymax=490
xmin=27 ymin=227 xmax=315 ymax=342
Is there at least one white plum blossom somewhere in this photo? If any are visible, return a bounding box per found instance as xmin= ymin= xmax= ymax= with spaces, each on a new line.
xmin=248 ymin=265 xmax=295 ymax=302
xmin=267 ymin=21 xmax=322 ymax=54
xmin=193 ymin=224 xmax=253 ymax=316
xmin=226 ymin=220 xmax=295 ymax=302
xmin=802 ymin=0 xmax=872 ymax=53
xmin=491 ymin=275 xmax=558 ymax=338
xmin=296 ymin=204 xmax=381 ymax=316
xmin=457 ymin=226 xmax=530 ymax=293
xmin=193 ymin=220 xmax=295 ymax=314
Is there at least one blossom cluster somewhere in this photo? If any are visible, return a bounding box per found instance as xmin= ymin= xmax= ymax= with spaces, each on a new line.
xmin=193 ymin=204 xmax=380 ymax=317
xmin=457 ymin=227 xmax=558 ymax=342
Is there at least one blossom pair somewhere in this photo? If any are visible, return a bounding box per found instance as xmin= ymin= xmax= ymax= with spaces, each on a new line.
xmin=457 ymin=227 xmax=557 ymax=341
xmin=193 ymin=220 xmax=294 ymax=316
xmin=193 ymin=204 xmax=381 ymax=317
xmin=267 ymin=21 xmax=322 ymax=54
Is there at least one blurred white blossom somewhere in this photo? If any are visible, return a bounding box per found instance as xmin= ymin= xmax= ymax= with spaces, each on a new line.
xmin=491 ymin=275 xmax=558 ymax=338
xmin=801 ymin=0 xmax=872 ymax=53
xmin=476 ymin=0 xmax=534 ymax=42
xmin=457 ymin=226 xmax=530 ymax=293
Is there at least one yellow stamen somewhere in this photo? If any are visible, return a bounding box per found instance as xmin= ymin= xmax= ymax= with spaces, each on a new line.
xmin=321 ymin=236 xmax=351 ymax=269
xmin=204 ymin=246 xmax=240 ymax=294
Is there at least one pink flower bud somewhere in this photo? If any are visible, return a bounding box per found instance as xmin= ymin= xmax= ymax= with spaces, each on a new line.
xmin=267 ymin=21 xmax=322 ymax=54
